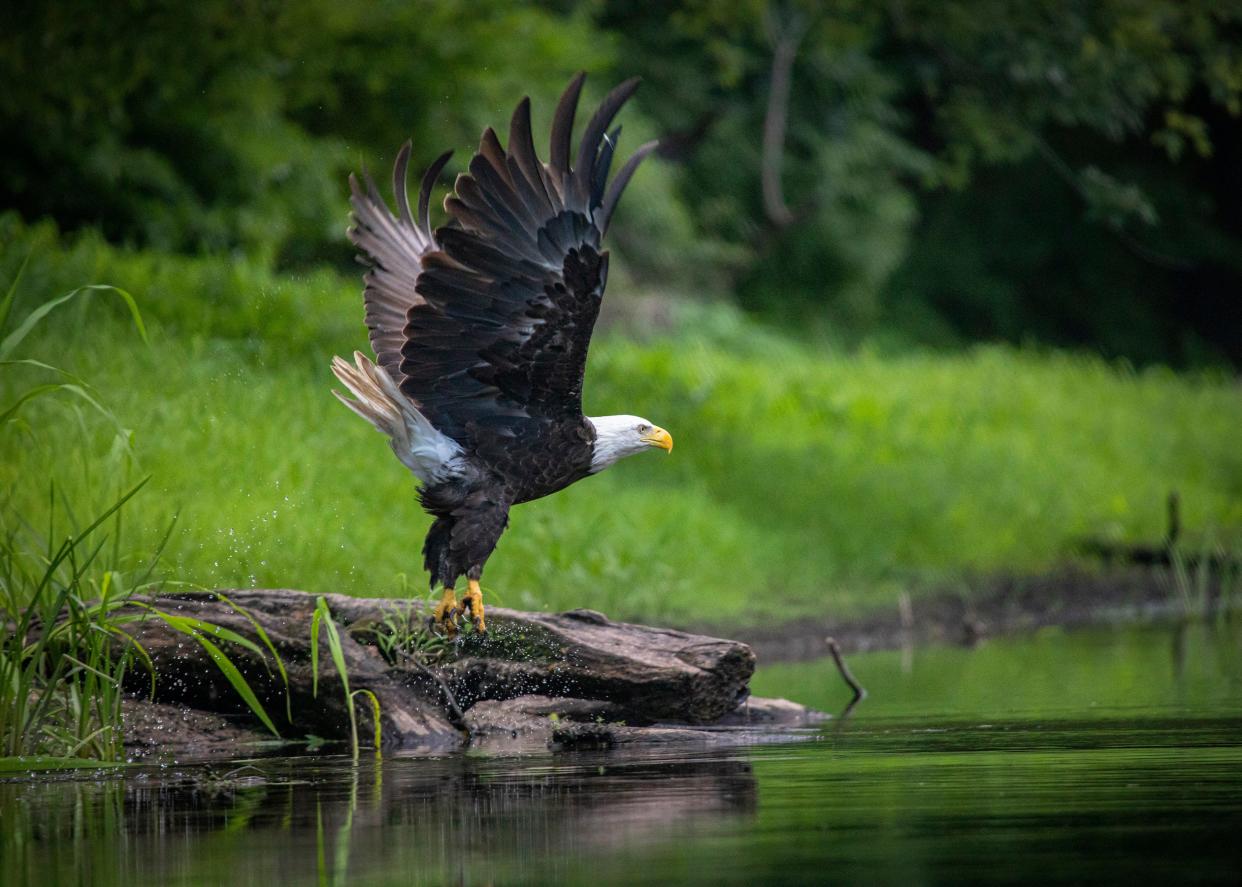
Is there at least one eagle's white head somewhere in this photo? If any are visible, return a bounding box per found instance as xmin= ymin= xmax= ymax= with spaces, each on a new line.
xmin=587 ymin=414 xmax=674 ymax=473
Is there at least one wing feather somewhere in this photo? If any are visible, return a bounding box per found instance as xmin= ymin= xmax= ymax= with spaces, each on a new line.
xmin=507 ymin=98 xmax=555 ymax=217
xmin=348 ymin=146 xmax=451 ymax=385
xmin=549 ymin=72 xmax=586 ymax=176
xmin=572 ymin=77 xmax=640 ymax=206
xmin=396 ymin=73 xmax=656 ymax=450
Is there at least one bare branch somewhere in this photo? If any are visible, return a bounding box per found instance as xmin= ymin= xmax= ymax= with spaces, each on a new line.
xmin=826 ymin=636 xmax=866 ymax=705
xmin=1032 ymin=135 xmax=1194 ymax=271
xmin=761 ymin=5 xmax=806 ymax=228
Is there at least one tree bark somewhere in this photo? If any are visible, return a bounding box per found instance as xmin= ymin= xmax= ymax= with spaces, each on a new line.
xmin=761 ymin=6 xmax=806 ymax=228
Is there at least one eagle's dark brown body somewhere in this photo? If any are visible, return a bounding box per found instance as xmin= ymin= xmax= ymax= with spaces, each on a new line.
xmin=341 ymin=75 xmax=657 ymax=595
xmin=418 ymin=415 xmax=597 ymax=589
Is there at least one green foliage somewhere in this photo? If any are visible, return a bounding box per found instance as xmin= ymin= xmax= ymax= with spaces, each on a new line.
xmin=0 ymin=0 xmax=348 ymax=262
xmin=0 ymin=482 xmax=148 ymax=760
xmin=2 ymin=231 xmax=1238 ymax=628
xmin=0 ymin=280 xmax=289 ymax=759
xmin=0 ymin=0 xmax=617 ymax=266
xmin=310 ymin=597 xmax=380 ymax=762
xmin=6 ymin=0 xmax=1240 ymax=365
xmin=351 ymin=606 xmax=450 ymax=667
xmin=603 ymin=0 xmax=1242 ymax=365
xmin=0 ymin=214 xmax=355 ymax=361
xmin=136 ymin=605 xmax=282 ymax=737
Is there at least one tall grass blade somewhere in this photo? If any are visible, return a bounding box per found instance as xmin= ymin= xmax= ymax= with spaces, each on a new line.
xmin=353 ymin=688 xmax=383 ymax=761
xmin=125 ymin=608 xmax=268 ymax=659
xmin=313 ymin=597 xmax=365 ymax=761
xmin=214 ymin=591 xmax=292 ymax=722
xmin=0 ymin=284 xmax=147 ymax=361
xmin=311 ymin=603 xmax=323 ymax=698
xmin=0 ymin=249 xmax=32 ymax=333
xmin=140 ymin=610 xmax=280 ymax=737
xmin=320 ymin=607 xmax=350 ymax=698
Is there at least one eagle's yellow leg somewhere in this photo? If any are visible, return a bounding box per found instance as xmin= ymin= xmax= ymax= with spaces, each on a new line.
xmin=430 ymin=586 xmax=459 ymax=636
xmin=458 ymin=579 xmax=486 ymax=634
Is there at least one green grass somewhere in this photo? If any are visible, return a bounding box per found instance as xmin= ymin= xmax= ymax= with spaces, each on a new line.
xmin=0 ymin=275 xmax=293 ymax=761
xmin=3 ymin=218 xmax=1240 ymax=628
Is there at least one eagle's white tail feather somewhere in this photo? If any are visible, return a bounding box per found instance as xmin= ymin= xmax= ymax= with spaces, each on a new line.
xmin=330 ymin=352 xmax=462 ymax=483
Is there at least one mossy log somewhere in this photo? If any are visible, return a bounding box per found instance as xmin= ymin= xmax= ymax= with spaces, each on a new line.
xmin=117 ymin=590 xmax=820 ymax=755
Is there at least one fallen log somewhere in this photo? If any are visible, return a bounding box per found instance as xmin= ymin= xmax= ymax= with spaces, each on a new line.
xmin=116 ymin=589 xmax=818 ymax=756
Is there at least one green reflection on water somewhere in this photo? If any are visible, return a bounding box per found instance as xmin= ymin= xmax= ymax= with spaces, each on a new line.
xmin=751 ymin=619 xmax=1242 ymax=721
xmin=1 ymin=620 xmax=1240 ymax=885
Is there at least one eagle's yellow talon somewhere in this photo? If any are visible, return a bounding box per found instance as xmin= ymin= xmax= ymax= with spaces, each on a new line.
xmin=431 ymin=586 xmax=459 ymax=636
xmin=460 ymin=579 xmax=486 ymax=634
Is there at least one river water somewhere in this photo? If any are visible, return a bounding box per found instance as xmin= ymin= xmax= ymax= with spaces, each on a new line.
xmin=2 ymin=620 xmax=1240 ymax=884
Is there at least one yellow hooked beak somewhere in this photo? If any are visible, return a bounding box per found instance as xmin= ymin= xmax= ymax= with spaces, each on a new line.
xmin=641 ymin=426 xmax=674 ymax=453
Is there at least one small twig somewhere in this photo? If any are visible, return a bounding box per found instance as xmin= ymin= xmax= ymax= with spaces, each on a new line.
xmin=1032 ymin=136 xmax=1195 ymax=272
xmin=1165 ymin=490 xmax=1181 ymax=550
xmin=406 ymin=659 xmax=469 ymax=736
xmin=897 ymin=591 xmax=914 ymax=632
xmin=826 ymin=636 xmax=866 ymax=706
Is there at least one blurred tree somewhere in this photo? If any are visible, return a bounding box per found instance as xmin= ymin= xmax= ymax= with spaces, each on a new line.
xmin=1 ymin=0 xmax=1239 ymax=364
xmin=0 ymin=0 xmax=611 ymax=265
xmin=597 ymin=0 xmax=1242 ymax=364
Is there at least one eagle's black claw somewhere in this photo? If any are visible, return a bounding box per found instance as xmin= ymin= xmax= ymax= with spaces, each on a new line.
xmin=428 ymin=612 xmax=459 ymax=638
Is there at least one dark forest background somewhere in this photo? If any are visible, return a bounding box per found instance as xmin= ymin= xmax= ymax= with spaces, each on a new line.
xmin=3 ymin=0 xmax=1240 ymax=367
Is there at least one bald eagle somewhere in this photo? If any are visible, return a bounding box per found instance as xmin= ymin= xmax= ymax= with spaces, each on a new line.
xmin=331 ymin=74 xmax=672 ymax=635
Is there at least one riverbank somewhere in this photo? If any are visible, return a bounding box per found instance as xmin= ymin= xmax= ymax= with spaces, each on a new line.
xmin=8 ymin=619 xmax=1241 ymax=886
xmin=99 ymin=590 xmax=821 ymax=761
xmin=723 ymin=563 xmax=1234 ymax=663
xmin=1 ymin=565 xmax=1231 ymax=769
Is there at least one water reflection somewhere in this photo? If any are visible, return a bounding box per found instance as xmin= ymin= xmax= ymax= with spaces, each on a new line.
xmin=753 ymin=619 xmax=1242 ymax=722
xmin=1 ymin=749 xmax=759 ymax=886
xmin=3 ymin=619 xmax=1241 ymax=885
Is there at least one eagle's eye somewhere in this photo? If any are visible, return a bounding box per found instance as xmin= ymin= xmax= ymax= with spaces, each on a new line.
xmin=637 ymin=423 xmax=651 ymax=434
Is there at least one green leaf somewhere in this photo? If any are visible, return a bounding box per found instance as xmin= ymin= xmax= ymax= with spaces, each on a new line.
xmin=0 ymin=250 xmax=31 ymax=333
xmin=191 ymin=632 xmax=280 ymax=738
xmin=0 ymin=284 xmax=147 ymax=361
xmin=311 ymin=599 xmax=324 ymax=699
xmin=0 ymin=384 xmax=65 ymax=424
xmin=0 ymin=358 xmax=88 ymax=382
xmin=133 ymin=608 xmax=267 ymax=659
xmin=0 ymin=379 xmax=128 ymax=435
xmin=143 ymin=609 xmax=280 ymax=737
xmin=106 ymin=625 xmax=157 ymax=699
xmin=321 ymin=606 xmax=350 ymax=697
xmin=352 ymin=688 xmax=383 ymax=758
xmin=214 ymin=591 xmax=292 ymax=722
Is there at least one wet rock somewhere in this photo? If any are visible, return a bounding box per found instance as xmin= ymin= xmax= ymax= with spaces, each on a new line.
xmin=117 ymin=590 xmax=462 ymax=751
xmin=113 ymin=589 xmax=818 ymax=755
xmin=121 ymin=699 xmax=272 ymax=759
xmin=438 ymin=606 xmax=756 ymax=723
xmin=465 ymin=694 xmax=826 ymax=753
xmin=713 ymin=696 xmax=830 ymax=727
xmin=464 ymin=696 xmax=621 ymax=751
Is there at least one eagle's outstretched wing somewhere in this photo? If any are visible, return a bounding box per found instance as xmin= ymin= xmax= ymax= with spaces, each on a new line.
xmin=348 ymin=144 xmax=452 ymax=386
xmin=397 ymin=73 xmax=657 ymax=449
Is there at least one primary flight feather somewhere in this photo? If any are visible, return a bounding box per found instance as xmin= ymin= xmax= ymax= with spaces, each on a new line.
xmin=332 ymin=73 xmax=670 ymax=634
